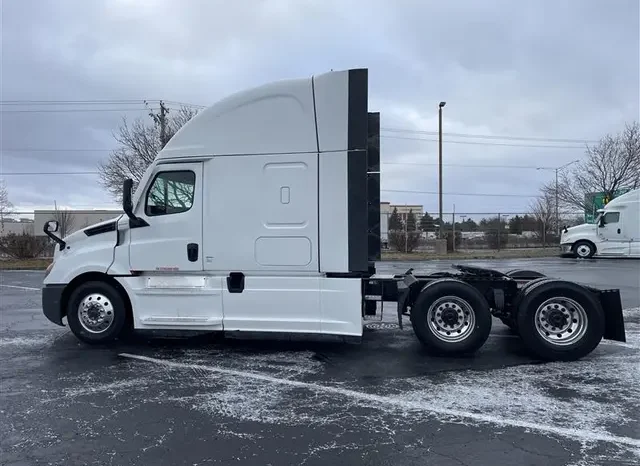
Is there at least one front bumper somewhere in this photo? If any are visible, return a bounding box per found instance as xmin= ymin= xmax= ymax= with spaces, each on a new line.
xmin=559 ymin=243 xmax=575 ymax=257
xmin=42 ymin=284 xmax=66 ymax=326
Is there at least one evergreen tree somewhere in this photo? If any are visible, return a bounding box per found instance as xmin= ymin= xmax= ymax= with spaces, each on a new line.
xmin=419 ymin=212 xmax=435 ymax=231
xmin=388 ymin=207 xmax=403 ymax=230
xmin=509 ymin=215 xmax=524 ymax=235
xmin=406 ymin=209 xmax=418 ymax=231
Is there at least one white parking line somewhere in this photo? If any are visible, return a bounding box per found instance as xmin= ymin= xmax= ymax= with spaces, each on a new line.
xmin=119 ymin=352 xmax=640 ymax=449
xmin=0 ymin=284 xmax=40 ymax=291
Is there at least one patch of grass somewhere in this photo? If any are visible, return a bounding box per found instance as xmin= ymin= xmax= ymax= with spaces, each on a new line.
xmin=381 ymin=248 xmax=560 ymax=261
xmin=0 ymin=258 xmax=52 ymax=270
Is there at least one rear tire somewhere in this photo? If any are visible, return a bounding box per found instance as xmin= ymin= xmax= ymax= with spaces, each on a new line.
xmin=66 ymin=281 xmax=128 ymax=344
xmin=572 ymin=240 xmax=596 ymax=259
xmin=515 ymin=280 xmax=604 ymax=361
xmin=410 ymin=279 xmax=492 ymax=355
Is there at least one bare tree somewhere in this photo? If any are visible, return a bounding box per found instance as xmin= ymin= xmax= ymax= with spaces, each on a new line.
xmin=0 ymin=179 xmax=14 ymax=227
xmin=545 ymin=121 xmax=640 ymax=211
xmin=530 ymin=190 xmax=556 ymax=244
xmin=98 ymin=104 xmax=200 ymax=202
xmin=52 ymin=207 xmax=76 ymax=237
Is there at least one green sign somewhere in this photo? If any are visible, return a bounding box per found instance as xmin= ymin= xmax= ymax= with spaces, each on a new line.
xmin=584 ymin=188 xmax=632 ymax=223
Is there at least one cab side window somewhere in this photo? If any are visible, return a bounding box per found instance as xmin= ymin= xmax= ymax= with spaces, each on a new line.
xmin=602 ymin=212 xmax=620 ymax=224
xmin=145 ymin=170 xmax=196 ymax=216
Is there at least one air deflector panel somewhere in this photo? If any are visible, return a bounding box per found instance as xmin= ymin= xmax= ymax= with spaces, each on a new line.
xmin=346 ymin=68 xmax=369 ymax=273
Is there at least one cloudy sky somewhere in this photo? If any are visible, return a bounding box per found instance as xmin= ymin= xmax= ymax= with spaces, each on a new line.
xmin=1 ymin=0 xmax=638 ymax=219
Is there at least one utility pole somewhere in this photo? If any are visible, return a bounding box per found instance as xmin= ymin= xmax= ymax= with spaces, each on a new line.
xmin=438 ymin=101 xmax=446 ymax=238
xmin=159 ymin=101 xmax=168 ymax=148
xmin=536 ymin=159 xmax=579 ymax=237
xmin=452 ymin=203 xmax=456 ymax=252
xmin=555 ymin=167 xmax=559 ymax=237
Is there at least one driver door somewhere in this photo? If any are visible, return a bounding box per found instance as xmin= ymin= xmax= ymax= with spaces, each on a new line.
xmin=129 ymin=162 xmax=203 ymax=272
xmin=597 ymin=211 xmax=627 ymax=255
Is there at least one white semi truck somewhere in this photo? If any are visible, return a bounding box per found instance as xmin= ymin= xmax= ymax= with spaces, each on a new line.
xmin=41 ymin=68 xmax=627 ymax=361
xmin=560 ymin=188 xmax=640 ymax=258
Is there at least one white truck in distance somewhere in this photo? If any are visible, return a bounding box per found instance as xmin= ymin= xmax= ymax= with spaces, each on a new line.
xmin=560 ymin=188 xmax=640 ymax=258
xmin=41 ymin=68 xmax=627 ymax=362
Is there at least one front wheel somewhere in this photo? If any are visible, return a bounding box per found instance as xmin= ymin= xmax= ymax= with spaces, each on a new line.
xmin=572 ymin=240 xmax=595 ymax=259
xmin=66 ymin=281 xmax=128 ymax=344
xmin=410 ymin=279 xmax=492 ymax=355
xmin=516 ymin=280 xmax=604 ymax=361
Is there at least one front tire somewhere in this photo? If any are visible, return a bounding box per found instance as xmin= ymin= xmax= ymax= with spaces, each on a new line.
xmin=66 ymin=281 xmax=128 ymax=344
xmin=572 ymin=240 xmax=595 ymax=259
xmin=410 ymin=279 xmax=492 ymax=355
xmin=515 ymin=280 xmax=604 ymax=361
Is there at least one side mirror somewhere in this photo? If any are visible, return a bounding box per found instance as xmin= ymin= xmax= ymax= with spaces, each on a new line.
xmin=43 ymin=219 xmax=66 ymax=251
xmin=45 ymin=220 xmax=59 ymax=233
xmin=598 ymin=217 xmax=605 ymax=227
xmin=122 ymin=178 xmax=149 ymax=228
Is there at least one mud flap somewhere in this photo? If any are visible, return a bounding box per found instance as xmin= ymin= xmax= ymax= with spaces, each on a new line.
xmin=597 ymin=289 xmax=627 ymax=342
xmin=396 ymin=272 xmax=419 ymax=330
xmin=396 ymin=289 xmax=409 ymax=330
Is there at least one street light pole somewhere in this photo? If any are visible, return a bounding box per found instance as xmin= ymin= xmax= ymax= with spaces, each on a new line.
xmin=438 ymin=101 xmax=446 ymax=239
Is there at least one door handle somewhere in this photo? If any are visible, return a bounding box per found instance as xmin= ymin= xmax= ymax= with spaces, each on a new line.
xmin=187 ymin=243 xmax=199 ymax=262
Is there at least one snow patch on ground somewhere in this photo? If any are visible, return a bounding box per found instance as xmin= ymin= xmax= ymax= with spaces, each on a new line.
xmin=118 ymin=350 xmax=640 ymax=465
xmin=0 ymin=335 xmax=53 ymax=347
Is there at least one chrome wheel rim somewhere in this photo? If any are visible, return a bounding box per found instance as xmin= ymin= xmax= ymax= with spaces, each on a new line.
xmin=534 ymin=297 xmax=588 ymax=346
xmin=576 ymin=244 xmax=591 ymax=257
xmin=78 ymin=293 xmax=114 ymax=333
xmin=427 ymin=296 xmax=476 ymax=343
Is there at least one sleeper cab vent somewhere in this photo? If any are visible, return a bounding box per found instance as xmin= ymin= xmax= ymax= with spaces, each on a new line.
xmin=84 ymin=221 xmax=117 ymax=237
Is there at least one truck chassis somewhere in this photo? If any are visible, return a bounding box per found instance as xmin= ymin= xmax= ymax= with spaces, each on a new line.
xmin=363 ymin=264 xmax=626 ymax=361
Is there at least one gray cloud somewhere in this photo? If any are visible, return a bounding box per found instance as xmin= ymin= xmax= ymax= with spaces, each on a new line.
xmin=1 ymin=0 xmax=638 ymax=218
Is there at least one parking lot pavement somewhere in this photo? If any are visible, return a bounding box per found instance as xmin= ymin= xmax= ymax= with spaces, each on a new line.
xmin=1 ymin=259 xmax=639 ymax=466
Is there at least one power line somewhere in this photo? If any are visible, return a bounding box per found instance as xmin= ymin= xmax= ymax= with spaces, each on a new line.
xmin=0 ymin=99 xmax=151 ymax=105
xmin=1 ymin=172 xmax=97 ymax=176
xmin=0 ymin=99 xmax=205 ymax=107
xmin=0 ymin=104 xmax=202 ymax=114
xmin=0 ymin=108 xmax=156 ymax=114
xmin=381 ymin=189 xmax=539 ymax=198
xmin=0 ymin=100 xmax=601 ymax=144
xmin=0 ymin=160 xmax=567 ymax=175
xmin=1 ymin=148 xmax=112 ymax=152
xmin=2 ymin=137 xmax=586 ymax=152
xmin=381 ymin=127 xmax=598 ymax=144
xmin=382 ymin=162 xmax=556 ymax=169
xmin=382 ymin=135 xmax=585 ymax=149
xmin=162 ymin=100 xmax=206 ymax=109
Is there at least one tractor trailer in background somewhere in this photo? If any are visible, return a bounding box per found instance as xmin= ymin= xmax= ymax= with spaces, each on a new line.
xmin=41 ymin=68 xmax=627 ymax=361
xmin=560 ymin=188 xmax=640 ymax=258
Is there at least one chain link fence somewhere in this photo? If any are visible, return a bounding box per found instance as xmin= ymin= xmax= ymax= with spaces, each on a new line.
xmin=381 ymin=210 xmax=586 ymax=253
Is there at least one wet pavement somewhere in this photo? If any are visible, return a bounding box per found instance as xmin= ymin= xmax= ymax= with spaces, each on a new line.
xmin=0 ymin=258 xmax=639 ymax=466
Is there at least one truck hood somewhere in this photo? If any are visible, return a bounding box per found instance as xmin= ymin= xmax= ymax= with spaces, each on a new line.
xmin=561 ymin=222 xmax=596 ymax=243
xmin=59 ymin=215 xmax=123 ymax=246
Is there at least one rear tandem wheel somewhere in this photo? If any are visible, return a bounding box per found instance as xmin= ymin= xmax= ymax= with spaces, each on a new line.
xmin=515 ymin=279 xmax=605 ymax=361
xmin=410 ymin=278 xmax=492 ymax=355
